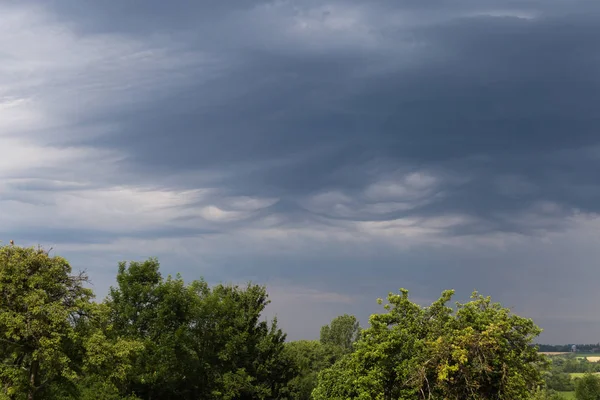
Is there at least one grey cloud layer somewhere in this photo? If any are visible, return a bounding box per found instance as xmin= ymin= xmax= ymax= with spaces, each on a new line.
xmin=65 ymin=1 xmax=600 ymax=236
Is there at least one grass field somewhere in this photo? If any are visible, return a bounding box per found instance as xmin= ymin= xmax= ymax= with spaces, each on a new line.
xmin=540 ymin=352 xmax=600 ymax=362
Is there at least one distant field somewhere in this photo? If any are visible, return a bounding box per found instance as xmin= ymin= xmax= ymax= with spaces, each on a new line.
xmin=539 ymin=352 xmax=571 ymax=355
xmin=570 ymin=372 xmax=600 ymax=378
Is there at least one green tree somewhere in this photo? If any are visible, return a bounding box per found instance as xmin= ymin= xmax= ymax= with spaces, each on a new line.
xmin=107 ymin=259 xmax=296 ymax=399
xmin=74 ymin=302 xmax=144 ymax=399
xmin=575 ymin=373 xmax=600 ymax=400
xmin=0 ymin=245 xmax=144 ymax=400
xmin=106 ymin=259 xmax=210 ymax=398
xmin=0 ymin=246 xmax=93 ymax=399
xmin=319 ymin=314 xmax=361 ymax=354
xmin=313 ymin=289 xmax=545 ymax=400
xmin=429 ymin=292 xmax=546 ymax=399
xmin=204 ymin=283 xmax=296 ymax=400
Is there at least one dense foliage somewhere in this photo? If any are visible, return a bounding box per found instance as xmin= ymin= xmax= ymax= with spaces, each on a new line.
xmin=312 ymin=289 xmax=546 ymax=400
xmin=105 ymin=258 xmax=296 ymax=399
xmin=0 ymin=245 xmax=574 ymax=399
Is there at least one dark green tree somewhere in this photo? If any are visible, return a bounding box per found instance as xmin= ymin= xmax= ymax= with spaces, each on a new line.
xmin=284 ymin=340 xmax=342 ymax=400
xmin=282 ymin=314 xmax=362 ymax=399
xmin=106 ymin=259 xmax=296 ymax=399
xmin=204 ymin=283 xmax=296 ymax=399
xmin=545 ymin=371 xmax=574 ymax=392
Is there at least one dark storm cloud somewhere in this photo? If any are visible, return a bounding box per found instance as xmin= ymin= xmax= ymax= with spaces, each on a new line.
xmin=54 ymin=1 xmax=600 ymax=236
xmin=31 ymin=0 xmax=269 ymax=35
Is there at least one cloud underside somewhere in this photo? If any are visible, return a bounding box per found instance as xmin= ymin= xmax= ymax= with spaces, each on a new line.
xmin=1 ymin=0 xmax=600 ymax=342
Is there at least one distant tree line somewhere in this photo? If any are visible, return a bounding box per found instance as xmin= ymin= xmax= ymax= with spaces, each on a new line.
xmin=537 ymin=344 xmax=600 ymax=353
xmin=0 ymin=245 xmax=570 ymax=399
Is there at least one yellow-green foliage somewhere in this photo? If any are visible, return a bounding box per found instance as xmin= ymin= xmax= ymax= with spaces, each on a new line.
xmin=313 ymin=289 xmax=546 ymax=400
xmin=0 ymin=246 xmax=144 ymax=400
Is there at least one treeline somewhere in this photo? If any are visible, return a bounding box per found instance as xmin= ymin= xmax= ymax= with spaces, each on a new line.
xmin=537 ymin=344 xmax=600 ymax=353
xmin=0 ymin=245 xmax=561 ymax=399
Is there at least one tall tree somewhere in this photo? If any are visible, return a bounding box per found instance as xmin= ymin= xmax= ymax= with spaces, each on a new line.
xmin=106 ymin=259 xmax=296 ymax=399
xmin=106 ymin=259 xmax=205 ymax=398
xmin=202 ymin=283 xmax=296 ymax=399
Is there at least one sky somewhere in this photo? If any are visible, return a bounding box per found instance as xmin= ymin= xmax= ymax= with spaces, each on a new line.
xmin=1 ymin=0 xmax=600 ymax=344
